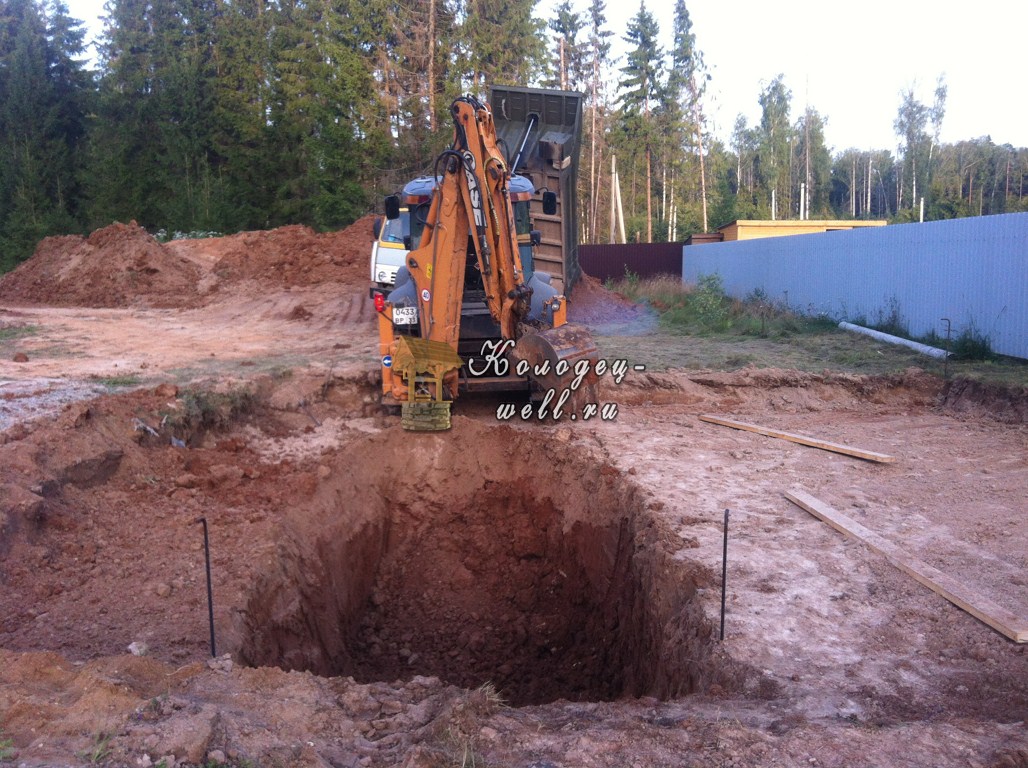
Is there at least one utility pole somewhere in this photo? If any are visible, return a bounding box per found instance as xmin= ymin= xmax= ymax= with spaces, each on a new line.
xmin=614 ymin=160 xmax=626 ymax=244
xmin=559 ymin=38 xmax=567 ymax=91
xmin=609 ymin=155 xmax=617 ymax=243
xmin=851 ymin=157 xmax=856 ymax=217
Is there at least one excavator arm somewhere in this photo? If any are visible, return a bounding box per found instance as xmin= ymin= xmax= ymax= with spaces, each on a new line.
xmin=406 ymin=97 xmax=532 ymax=343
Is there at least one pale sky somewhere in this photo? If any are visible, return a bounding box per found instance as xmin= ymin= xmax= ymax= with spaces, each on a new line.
xmin=536 ymin=0 xmax=1028 ymax=152
xmin=64 ymin=0 xmax=1026 ymax=153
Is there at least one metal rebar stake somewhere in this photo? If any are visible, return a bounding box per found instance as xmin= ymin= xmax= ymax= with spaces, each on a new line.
xmin=196 ymin=517 xmax=217 ymax=657
xmin=720 ymin=509 xmax=729 ymax=642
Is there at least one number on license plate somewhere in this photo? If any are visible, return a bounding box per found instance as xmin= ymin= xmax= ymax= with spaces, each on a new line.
xmin=393 ymin=306 xmax=418 ymax=325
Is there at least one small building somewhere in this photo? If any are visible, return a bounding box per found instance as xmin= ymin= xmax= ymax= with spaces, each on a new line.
xmin=717 ymin=220 xmax=887 ymax=242
xmin=685 ymin=232 xmax=725 ymax=246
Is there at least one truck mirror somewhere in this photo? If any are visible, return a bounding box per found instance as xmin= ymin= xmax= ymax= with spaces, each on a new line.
xmin=384 ymin=195 xmax=401 ymax=220
xmin=542 ymin=190 xmax=557 ymax=216
xmin=373 ymin=217 xmax=382 ymax=239
xmin=530 ymin=230 xmax=542 ymax=247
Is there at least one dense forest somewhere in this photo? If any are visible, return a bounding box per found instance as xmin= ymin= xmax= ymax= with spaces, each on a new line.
xmin=1 ymin=0 xmax=1027 ymax=270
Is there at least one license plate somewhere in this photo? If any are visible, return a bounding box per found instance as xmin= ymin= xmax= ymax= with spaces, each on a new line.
xmin=393 ymin=306 xmax=418 ymax=325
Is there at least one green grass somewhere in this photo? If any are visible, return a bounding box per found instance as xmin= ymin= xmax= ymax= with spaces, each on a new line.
xmin=600 ymin=274 xmax=1028 ymax=387
xmin=0 ymin=731 xmax=16 ymax=762
xmin=77 ymin=732 xmax=112 ymax=764
xmin=611 ymin=273 xmax=837 ymax=339
xmin=89 ymin=374 xmax=143 ymax=389
xmin=0 ymin=323 xmax=39 ymax=342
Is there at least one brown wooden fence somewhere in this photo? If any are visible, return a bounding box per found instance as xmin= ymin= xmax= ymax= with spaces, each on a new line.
xmin=578 ymin=242 xmax=684 ymax=283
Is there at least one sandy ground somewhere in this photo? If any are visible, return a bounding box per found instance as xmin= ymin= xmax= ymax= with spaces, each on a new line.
xmin=0 ymin=225 xmax=1026 ymax=768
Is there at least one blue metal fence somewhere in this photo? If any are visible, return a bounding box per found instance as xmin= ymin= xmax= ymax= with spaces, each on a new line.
xmin=681 ymin=213 xmax=1028 ymax=360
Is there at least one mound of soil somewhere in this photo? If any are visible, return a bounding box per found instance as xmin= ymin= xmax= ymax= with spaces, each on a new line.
xmin=568 ymin=273 xmax=652 ymax=327
xmin=168 ymin=216 xmax=375 ymax=291
xmin=0 ymin=222 xmax=203 ymax=309
xmin=0 ymin=216 xmax=377 ymax=310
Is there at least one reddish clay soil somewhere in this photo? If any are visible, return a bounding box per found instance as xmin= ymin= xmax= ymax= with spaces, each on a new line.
xmin=0 ymin=223 xmax=203 ymax=309
xmin=567 ymin=273 xmax=653 ymax=331
xmin=0 ymin=222 xmax=1026 ymax=768
xmin=0 ymin=216 xmax=376 ymax=310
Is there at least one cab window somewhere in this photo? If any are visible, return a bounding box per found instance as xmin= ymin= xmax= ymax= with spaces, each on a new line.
xmin=410 ymin=202 xmax=431 ymax=248
xmin=380 ymin=212 xmax=410 ymax=243
xmin=513 ymin=201 xmax=531 ymax=235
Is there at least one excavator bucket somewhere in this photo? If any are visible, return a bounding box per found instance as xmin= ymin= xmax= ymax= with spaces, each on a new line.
xmin=511 ymin=323 xmax=599 ymax=411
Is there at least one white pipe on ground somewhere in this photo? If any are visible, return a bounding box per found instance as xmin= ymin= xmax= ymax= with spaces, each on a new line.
xmin=838 ymin=321 xmax=951 ymax=359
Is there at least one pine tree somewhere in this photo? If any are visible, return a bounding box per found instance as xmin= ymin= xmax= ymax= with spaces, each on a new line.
xmin=544 ymin=0 xmax=586 ymax=92
xmin=458 ymin=0 xmax=544 ymax=94
xmin=730 ymin=115 xmax=759 ymax=211
xmin=267 ymin=0 xmax=376 ymax=227
xmin=207 ymin=0 xmax=277 ymax=229
xmin=0 ymin=0 xmax=90 ymax=267
xmin=617 ymin=1 xmax=663 ymax=242
xmin=86 ymin=0 xmax=205 ymax=229
xmin=664 ymin=0 xmax=708 ymax=234
xmin=378 ymin=0 xmax=459 ymax=175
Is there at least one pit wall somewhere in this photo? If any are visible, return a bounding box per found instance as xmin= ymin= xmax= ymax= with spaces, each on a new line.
xmin=681 ymin=212 xmax=1028 ymax=360
xmin=234 ymin=418 xmax=740 ymax=705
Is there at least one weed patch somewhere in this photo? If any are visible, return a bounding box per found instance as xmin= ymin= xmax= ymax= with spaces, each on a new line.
xmin=869 ymin=297 xmax=908 ymax=338
xmin=161 ymin=385 xmax=256 ymax=440
xmin=89 ymin=374 xmax=142 ymax=389
xmin=0 ymin=731 xmax=16 ymax=762
xmin=607 ymin=273 xmax=834 ymax=338
xmin=948 ymin=327 xmax=994 ymax=361
xmin=78 ymin=732 xmax=112 ymax=764
xmin=0 ymin=324 xmax=39 ymax=342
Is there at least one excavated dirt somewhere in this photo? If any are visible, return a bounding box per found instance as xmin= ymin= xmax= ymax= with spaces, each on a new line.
xmin=0 ymin=221 xmax=1026 ymax=767
xmin=0 ymin=216 xmax=376 ymax=310
xmin=165 ymin=219 xmax=374 ymax=292
xmin=567 ymin=273 xmax=655 ymax=334
xmin=0 ymin=223 xmax=203 ymax=308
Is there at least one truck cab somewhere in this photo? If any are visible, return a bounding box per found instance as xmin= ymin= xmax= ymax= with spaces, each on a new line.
xmin=370 ymin=176 xmax=438 ymax=289
xmin=370 ymin=208 xmax=409 ymax=288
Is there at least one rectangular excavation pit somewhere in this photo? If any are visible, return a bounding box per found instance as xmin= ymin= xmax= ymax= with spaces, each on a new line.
xmin=236 ymin=421 xmax=735 ymax=706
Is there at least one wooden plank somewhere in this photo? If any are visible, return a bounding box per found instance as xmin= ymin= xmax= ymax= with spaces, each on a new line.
xmin=699 ymin=414 xmax=896 ymax=464
xmin=785 ymin=489 xmax=1028 ymax=643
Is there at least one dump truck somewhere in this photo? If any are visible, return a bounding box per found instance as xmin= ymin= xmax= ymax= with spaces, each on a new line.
xmin=488 ymin=85 xmax=583 ymax=295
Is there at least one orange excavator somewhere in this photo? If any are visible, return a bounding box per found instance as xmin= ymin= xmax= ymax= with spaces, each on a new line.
xmin=372 ymin=95 xmax=598 ymax=431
